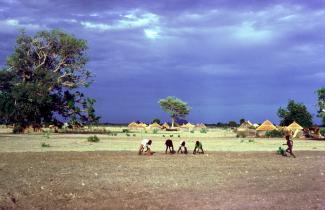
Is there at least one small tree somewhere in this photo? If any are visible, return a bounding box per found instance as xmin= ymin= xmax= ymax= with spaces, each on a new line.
xmin=158 ymin=96 xmax=190 ymax=127
xmin=316 ymin=88 xmax=325 ymax=126
xmin=151 ymin=118 xmax=161 ymax=124
xmin=239 ymin=118 xmax=246 ymax=125
xmin=228 ymin=121 xmax=237 ymax=127
xmin=277 ymin=100 xmax=313 ymax=127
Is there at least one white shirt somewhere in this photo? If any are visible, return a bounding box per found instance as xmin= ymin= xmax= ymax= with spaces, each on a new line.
xmin=141 ymin=139 xmax=151 ymax=148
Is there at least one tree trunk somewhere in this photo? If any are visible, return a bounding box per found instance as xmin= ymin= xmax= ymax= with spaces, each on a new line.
xmin=171 ymin=116 xmax=175 ymax=128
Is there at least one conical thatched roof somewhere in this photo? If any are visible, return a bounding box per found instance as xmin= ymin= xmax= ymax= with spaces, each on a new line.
xmin=149 ymin=122 xmax=161 ymax=128
xmin=162 ymin=122 xmax=169 ymax=129
xmin=288 ymin=121 xmax=303 ymax=130
xmin=196 ymin=123 xmax=206 ymax=128
xmin=137 ymin=123 xmax=147 ymax=128
xmin=182 ymin=122 xmax=195 ymax=128
xmin=239 ymin=121 xmax=253 ymax=129
xmin=128 ymin=122 xmax=138 ymax=128
xmin=256 ymin=120 xmax=277 ymax=131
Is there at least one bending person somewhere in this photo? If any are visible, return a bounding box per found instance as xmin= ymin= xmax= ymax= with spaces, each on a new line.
xmin=138 ymin=139 xmax=153 ymax=155
xmin=193 ymin=141 xmax=204 ymax=154
xmin=177 ymin=140 xmax=188 ymax=154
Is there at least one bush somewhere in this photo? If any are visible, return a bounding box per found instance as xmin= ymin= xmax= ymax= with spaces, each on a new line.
xmin=133 ymin=134 xmax=136 ymax=137
xmin=320 ymin=128 xmax=325 ymax=136
xmin=162 ymin=135 xmax=165 ymax=137
xmin=43 ymin=130 xmax=50 ymax=139
xmin=41 ymin=143 xmax=50 ymax=147
xmin=248 ymin=139 xmax=255 ymax=143
xmin=87 ymin=135 xmax=100 ymax=142
xmin=126 ymin=133 xmax=130 ymax=137
xmin=170 ymin=134 xmax=173 ymax=137
xmin=200 ymin=128 xmax=208 ymax=133
xmin=153 ymin=129 xmax=159 ymax=134
xmin=190 ymin=130 xmax=194 ymax=133
xmin=13 ymin=125 xmax=24 ymax=133
xmin=178 ymin=134 xmax=181 ymax=138
xmin=265 ymin=130 xmax=283 ymax=138
xmin=122 ymin=129 xmax=129 ymax=133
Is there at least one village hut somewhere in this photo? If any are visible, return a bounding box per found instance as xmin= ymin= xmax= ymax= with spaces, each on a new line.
xmin=239 ymin=121 xmax=254 ymax=129
xmin=137 ymin=123 xmax=148 ymax=130
xmin=253 ymin=123 xmax=259 ymax=128
xmin=256 ymin=120 xmax=277 ymax=137
xmin=161 ymin=122 xmax=170 ymax=130
xmin=128 ymin=122 xmax=139 ymax=130
xmin=180 ymin=122 xmax=195 ymax=131
xmin=287 ymin=121 xmax=304 ymax=138
xmin=148 ymin=122 xmax=162 ymax=130
xmin=237 ymin=121 xmax=256 ymax=137
xmin=288 ymin=121 xmax=303 ymax=131
xmin=195 ymin=123 xmax=207 ymax=131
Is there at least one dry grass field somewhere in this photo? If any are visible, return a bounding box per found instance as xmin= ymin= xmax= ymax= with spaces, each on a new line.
xmin=0 ymin=127 xmax=325 ymax=209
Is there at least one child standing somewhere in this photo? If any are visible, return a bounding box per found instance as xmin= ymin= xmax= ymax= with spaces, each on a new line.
xmin=283 ymin=135 xmax=296 ymax=158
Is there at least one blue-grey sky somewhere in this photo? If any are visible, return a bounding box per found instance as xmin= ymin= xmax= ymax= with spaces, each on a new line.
xmin=0 ymin=0 xmax=324 ymax=124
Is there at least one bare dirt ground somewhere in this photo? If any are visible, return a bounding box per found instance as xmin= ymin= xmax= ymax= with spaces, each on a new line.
xmin=0 ymin=151 xmax=324 ymax=210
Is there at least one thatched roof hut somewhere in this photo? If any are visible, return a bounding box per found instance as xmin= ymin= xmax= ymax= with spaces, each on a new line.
xmin=288 ymin=121 xmax=303 ymax=131
xmin=128 ymin=122 xmax=139 ymax=130
xmin=148 ymin=122 xmax=162 ymax=130
xmin=239 ymin=121 xmax=254 ymax=129
xmin=161 ymin=122 xmax=170 ymax=129
xmin=137 ymin=123 xmax=148 ymax=130
xmin=195 ymin=123 xmax=207 ymax=128
xmin=256 ymin=120 xmax=277 ymax=131
xmin=256 ymin=120 xmax=277 ymax=137
xmin=180 ymin=122 xmax=195 ymax=131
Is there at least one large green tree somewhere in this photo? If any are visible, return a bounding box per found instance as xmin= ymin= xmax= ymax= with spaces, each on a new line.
xmin=158 ymin=96 xmax=191 ymax=127
xmin=316 ymin=87 xmax=325 ymax=125
xmin=277 ymin=99 xmax=313 ymax=127
xmin=0 ymin=30 xmax=99 ymax=130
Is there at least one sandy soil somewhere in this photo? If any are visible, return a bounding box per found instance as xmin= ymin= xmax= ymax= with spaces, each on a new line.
xmin=0 ymin=151 xmax=324 ymax=210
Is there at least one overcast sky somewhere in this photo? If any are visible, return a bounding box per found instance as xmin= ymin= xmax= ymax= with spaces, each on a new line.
xmin=0 ymin=0 xmax=324 ymax=124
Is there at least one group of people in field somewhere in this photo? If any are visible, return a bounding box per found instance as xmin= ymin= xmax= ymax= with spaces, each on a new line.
xmin=138 ymin=139 xmax=204 ymax=155
xmin=139 ymin=131 xmax=297 ymax=158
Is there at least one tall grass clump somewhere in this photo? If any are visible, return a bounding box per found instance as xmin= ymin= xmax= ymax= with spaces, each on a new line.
xmin=87 ymin=135 xmax=100 ymax=142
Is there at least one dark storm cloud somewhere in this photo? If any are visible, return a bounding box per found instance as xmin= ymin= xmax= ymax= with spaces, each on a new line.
xmin=0 ymin=0 xmax=324 ymax=123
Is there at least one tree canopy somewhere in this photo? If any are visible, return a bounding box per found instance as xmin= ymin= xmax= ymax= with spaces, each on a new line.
xmin=158 ymin=96 xmax=190 ymax=127
xmin=0 ymin=30 xmax=99 ymax=129
xmin=316 ymin=88 xmax=325 ymax=125
xmin=277 ymin=100 xmax=313 ymax=127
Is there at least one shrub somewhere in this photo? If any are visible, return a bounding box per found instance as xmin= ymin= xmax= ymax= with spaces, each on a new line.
xmin=240 ymin=139 xmax=244 ymax=143
xmin=190 ymin=130 xmax=194 ymax=133
xmin=13 ymin=125 xmax=24 ymax=133
xmin=178 ymin=134 xmax=181 ymax=138
xmin=122 ymin=129 xmax=129 ymax=133
xmin=162 ymin=135 xmax=165 ymax=137
xmin=43 ymin=130 xmax=50 ymax=139
xmin=133 ymin=134 xmax=136 ymax=137
xmin=170 ymin=134 xmax=173 ymax=137
xmin=153 ymin=129 xmax=159 ymax=134
xmin=41 ymin=143 xmax=50 ymax=147
xmin=200 ymin=128 xmax=208 ymax=133
xmin=87 ymin=135 xmax=100 ymax=142
xmin=320 ymin=128 xmax=325 ymax=136
xmin=265 ymin=130 xmax=283 ymax=138
xmin=126 ymin=133 xmax=130 ymax=137
xmin=248 ymin=139 xmax=255 ymax=143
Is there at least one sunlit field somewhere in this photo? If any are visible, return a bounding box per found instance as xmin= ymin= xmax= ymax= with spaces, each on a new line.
xmin=0 ymin=127 xmax=325 ymax=209
xmin=0 ymin=127 xmax=325 ymax=152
